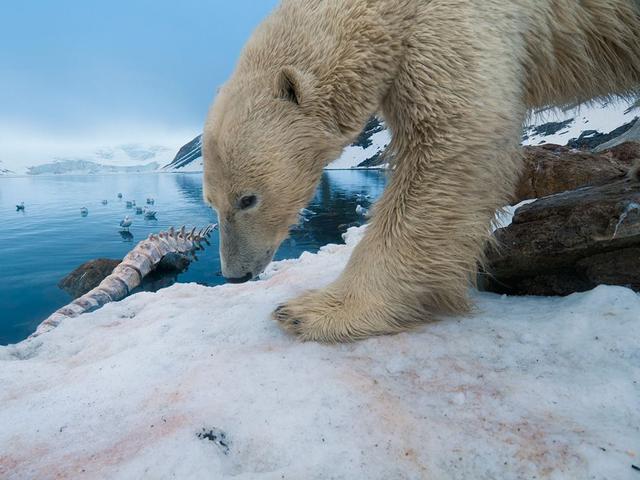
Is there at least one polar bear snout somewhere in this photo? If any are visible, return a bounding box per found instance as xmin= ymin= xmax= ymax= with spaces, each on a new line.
xmin=218 ymin=221 xmax=277 ymax=283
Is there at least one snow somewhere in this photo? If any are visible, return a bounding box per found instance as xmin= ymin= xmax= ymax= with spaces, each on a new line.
xmin=1 ymin=226 xmax=639 ymax=479
xmin=494 ymin=199 xmax=536 ymax=230
xmin=326 ymin=129 xmax=390 ymax=170
xmin=522 ymin=99 xmax=638 ymax=146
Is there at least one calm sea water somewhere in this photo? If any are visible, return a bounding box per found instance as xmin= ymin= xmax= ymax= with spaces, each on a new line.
xmin=0 ymin=170 xmax=386 ymax=345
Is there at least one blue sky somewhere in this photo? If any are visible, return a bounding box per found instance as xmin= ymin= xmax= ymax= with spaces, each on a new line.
xmin=0 ymin=0 xmax=277 ymax=145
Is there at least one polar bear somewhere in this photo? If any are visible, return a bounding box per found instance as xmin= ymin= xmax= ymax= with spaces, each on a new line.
xmin=203 ymin=0 xmax=640 ymax=342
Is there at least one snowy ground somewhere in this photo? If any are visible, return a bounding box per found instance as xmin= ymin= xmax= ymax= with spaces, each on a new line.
xmin=1 ymin=226 xmax=638 ymax=479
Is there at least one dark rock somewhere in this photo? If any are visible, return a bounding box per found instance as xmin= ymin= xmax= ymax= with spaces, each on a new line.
xmin=567 ymin=117 xmax=638 ymax=150
xmin=513 ymin=142 xmax=640 ymax=203
xmin=594 ymin=121 xmax=640 ymax=152
xmin=522 ymin=118 xmax=574 ymax=142
xmin=352 ymin=117 xmax=385 ymax=149
xmin=58 ymin=259 xmax=121 ymax=298
xmin=481 ymin=177 xmax=640 ymax=296
xmin=357 ymin=150 xmax=387 ymax=168
xmin=155 ymin=253 xmax=191 ymax=273
xmin=60 ymin=253 xmax=193 ymax=299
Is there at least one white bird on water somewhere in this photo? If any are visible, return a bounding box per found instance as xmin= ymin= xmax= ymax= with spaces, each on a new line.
xmin=120 ymin=215 xmax=133 ymax=231
xmin=144 ymin=210 xmax=157 ymax=220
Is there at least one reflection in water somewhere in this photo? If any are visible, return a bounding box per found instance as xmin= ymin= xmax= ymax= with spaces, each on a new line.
xmin=0 ymin=170 xmax=387 ymax=344
xmin=119 ymin=231 xmax=134 ymax=242
xmin=173 ymin=173 xmax=205 ymax=205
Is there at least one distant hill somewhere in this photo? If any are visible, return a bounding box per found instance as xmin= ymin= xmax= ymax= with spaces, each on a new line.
xmin=1 ymin=142 xmax=174 ymax=176
xmin=0 ymin=160 xmax=13 ymax=175
xmin=27 ymin=159 xmax=159 ymax=175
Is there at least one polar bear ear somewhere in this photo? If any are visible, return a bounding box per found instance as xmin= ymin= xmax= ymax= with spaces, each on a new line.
xmin=275 ymin=66 xmax=306 ymax=105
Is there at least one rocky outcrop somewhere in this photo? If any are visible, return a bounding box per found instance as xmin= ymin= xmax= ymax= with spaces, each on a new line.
xmin=481 ymin=177 xmax=640 ymax=296
xmin=163 ymin=135 xmax=203 ymax=170
xmin=513 ymin=142 xmax=640 ymax=203
xmin=59 ymin=253 xmax=193 ymax=299
xmin=58 ymin=259 xmax=122 ymax=298
xmin=594 ymin=119 xmax=640 ymax=152
xmin=567 ymin=117 xmax=638 ymax=150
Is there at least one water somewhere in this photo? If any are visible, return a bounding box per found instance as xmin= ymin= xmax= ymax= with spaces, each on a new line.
xmin=0 ymin=170 xmax=386 ymax=345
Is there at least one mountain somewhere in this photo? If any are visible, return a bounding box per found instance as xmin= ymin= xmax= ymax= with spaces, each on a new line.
xmin=164 ymin=99 xmax=639 ymax=173
xmin=162 ymin=135 xmax=203 ymax=172
xmin=1 ymin=142 xmax=176 ymax=176
xmin=522 ymin=99 xmax=638 ymax=147
xmin=163 ymin=118 xmax=390 ymax=172
xmin=27 ymin=159 xmax=159 ymax=175
xmin=0 ymin=160 xmax=12 ymax=175
xmin=325 ymin=117 xmax=390 ymax=169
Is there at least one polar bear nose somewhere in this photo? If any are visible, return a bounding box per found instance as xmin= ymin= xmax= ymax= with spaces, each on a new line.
xmin=225 ymin=272 xmax=253 ymax=284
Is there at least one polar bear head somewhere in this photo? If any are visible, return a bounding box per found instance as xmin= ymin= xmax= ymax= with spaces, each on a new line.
xmin=203 ymin=67 xmax=344 ymax=282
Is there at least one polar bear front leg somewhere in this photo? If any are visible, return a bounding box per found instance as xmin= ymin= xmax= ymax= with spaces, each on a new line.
xmin=273 ymin=12 xmax=528 ymax=342
xmin=273 ymin=100 xmax=525 ymax=342
xmin=273 ymin=128 xmax=522 ymax=343
xmin=272 ymin=249 xmax=420 ymax=342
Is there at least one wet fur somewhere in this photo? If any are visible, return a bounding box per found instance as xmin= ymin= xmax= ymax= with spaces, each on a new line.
xmin=204 ymin=0 xmax=640 ymax=342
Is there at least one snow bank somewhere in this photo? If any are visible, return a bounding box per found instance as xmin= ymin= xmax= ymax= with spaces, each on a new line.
xmin=1 ymin=227 xmax=639 ymax=479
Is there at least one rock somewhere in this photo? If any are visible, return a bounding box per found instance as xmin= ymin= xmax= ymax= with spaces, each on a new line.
xmin=58 ymin=259 xmax=121 ymax=298
xmin=594 ymin=120 xmax=640 ymax=152
xmin=567 ymin=117 xmax=638 ymax=150
xmin=59 ymin=253 xmax=192 ymax=299
xmin=155 ymin=252 xmax=191 ymax=273
xmin=481 ymin=177 xmax=640 ymax=296
xmin=513 ymin=142 xmax=640 ymax=203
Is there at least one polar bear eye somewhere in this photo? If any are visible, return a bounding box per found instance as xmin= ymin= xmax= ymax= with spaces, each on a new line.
xmin=239 ymin=195 xmax=258 ymax=210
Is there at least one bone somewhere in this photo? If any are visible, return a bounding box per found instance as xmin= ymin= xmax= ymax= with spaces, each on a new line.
xmin=31 ymin=225 xmax=216 ymax=338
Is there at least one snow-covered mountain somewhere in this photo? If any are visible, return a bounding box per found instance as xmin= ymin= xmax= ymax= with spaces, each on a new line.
xmin=326 ymin=117 xmax=390 ymax=169
xmin=163 ymin=118 xmax=391 ymax=172
xmin=1 ymin=141 xmax=179 ymax=176
xmin=162 ymin=135 xmax=203 ymax=172
xmin=522 ymin=98 xmax=638 ymax=148
xmin=163 ymin=99 xmax=639 ymax=173
xmin=5 ymin=99 xmax=636 ymax=176
xmin=0 ymin=160 xmax=12 ymax=175
xmin=26 ymin=159 xmax=159 ymax=175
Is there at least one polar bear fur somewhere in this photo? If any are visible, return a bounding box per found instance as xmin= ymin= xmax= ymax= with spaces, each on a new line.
xmin=203 ymin=0 xmax=640 ymax=342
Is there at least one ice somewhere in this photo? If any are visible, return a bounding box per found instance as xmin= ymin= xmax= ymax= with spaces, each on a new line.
xmin=1 ymin=226 xmax=639 ymax=479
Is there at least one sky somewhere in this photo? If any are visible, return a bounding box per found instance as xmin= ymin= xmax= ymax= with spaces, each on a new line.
xmin=0 ymin=0 xmax=278 ymax=167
